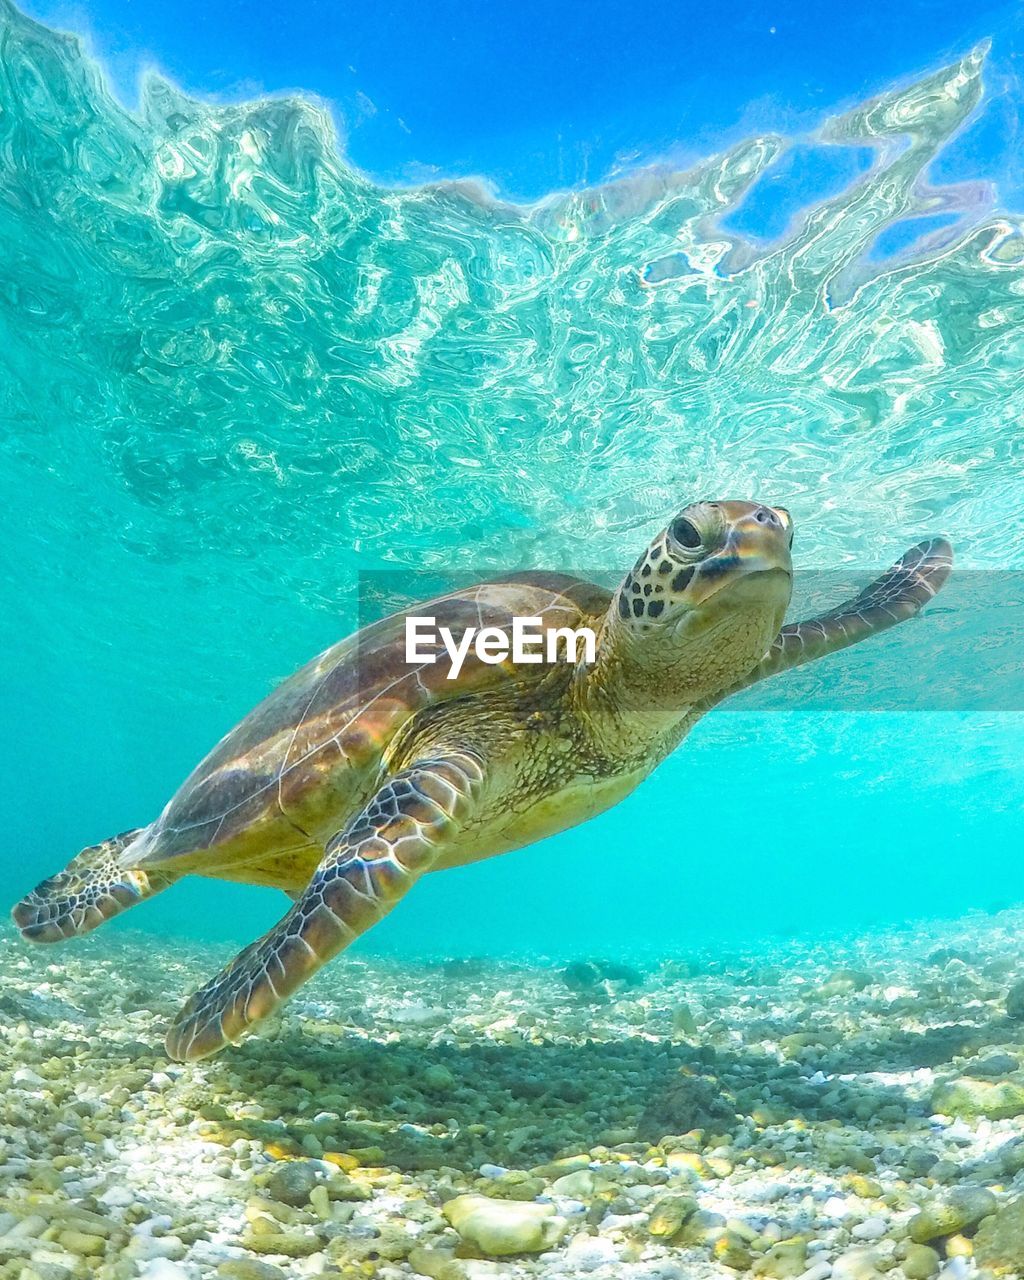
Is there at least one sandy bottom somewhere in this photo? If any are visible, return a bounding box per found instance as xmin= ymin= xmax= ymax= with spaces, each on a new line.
xmin=3 ymin=911 xmax=1024 ymax=1280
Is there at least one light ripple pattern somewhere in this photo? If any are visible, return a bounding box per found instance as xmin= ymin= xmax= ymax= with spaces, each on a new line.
xmin=1 ymin=12 xmax=1021 ymax=604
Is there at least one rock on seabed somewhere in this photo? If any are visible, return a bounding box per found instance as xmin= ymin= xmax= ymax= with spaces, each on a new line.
xmin=442 ymin=1194 xmax=567 ymax=1254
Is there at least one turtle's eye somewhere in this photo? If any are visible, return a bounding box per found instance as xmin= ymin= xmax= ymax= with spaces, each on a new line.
xmin=669 ymin=516 xmax=702 ymax=551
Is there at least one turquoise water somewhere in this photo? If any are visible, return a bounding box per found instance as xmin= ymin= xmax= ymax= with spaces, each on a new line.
xmin=2 ymin=1 xmax=1023 ymax=962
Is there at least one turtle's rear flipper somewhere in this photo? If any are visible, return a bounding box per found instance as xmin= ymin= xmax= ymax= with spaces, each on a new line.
xmin=11 ymin=828 xmax=168 ymax=943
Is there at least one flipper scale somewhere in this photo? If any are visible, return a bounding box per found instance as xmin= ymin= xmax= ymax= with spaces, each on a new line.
xmin=165 ymin=751 xmax=484 ymax=1061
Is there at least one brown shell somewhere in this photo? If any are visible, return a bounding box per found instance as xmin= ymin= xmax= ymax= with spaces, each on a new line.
xmin=138 ymin=573 xmax=611 ymax=867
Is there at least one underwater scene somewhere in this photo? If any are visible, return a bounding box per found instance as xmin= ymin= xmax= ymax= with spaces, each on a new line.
xmin=3 ymin=0 xmax=1024 ymax=1276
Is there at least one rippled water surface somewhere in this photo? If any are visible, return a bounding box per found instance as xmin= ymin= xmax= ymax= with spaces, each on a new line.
xmin=1 ymin=1 xmax=1022 ymax=953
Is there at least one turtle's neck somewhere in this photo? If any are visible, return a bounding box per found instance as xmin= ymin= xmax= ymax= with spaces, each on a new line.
xmin=570 ymin=603 xmax=771 ymax=766
xmin=569 ymin=614 xmax=704 ymax=767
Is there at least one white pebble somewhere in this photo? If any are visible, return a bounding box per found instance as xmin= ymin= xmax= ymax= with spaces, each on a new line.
xmin=797 ymin=1264 xmax=833 ymax=1280
xmin=130 ymin=1235 xmax=186 ymax=1261
xmin=559 ymin=1199 xmax=589 ymax=1216
xmin=478 ymin=1163 xmax=508 ymax=1178
xmin=851 ymin=1216 xmax=888 ymax=1240
xmin=137 ymin=1262 xmax=190 ymax=1280
xmin=6 ymin=1215 xmax=47 ymax=1240
xmin=134 ymin=1216 xmax=174 ymax=1237
xmin=833 ymin=1250 xmax=882 ymax=1280
xmin=632 ymin=1266 xmax=685 ymax=1280
xmin=564 ymin=1232 xmax=620 ymax=1271
xmin=191 ymin=1178 xmax=228 ymax=1199
xmin=98 ymin=1186 xmax=135 ymax=1208
xmin=601 ymin=1211 xmax=646 ymax=1230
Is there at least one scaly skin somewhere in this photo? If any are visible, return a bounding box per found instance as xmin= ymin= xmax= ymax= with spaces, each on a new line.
xmin=166 ymin=751 xmax=486 ymax=1061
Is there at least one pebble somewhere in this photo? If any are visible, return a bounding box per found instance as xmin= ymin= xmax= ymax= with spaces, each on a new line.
xmin=265 ymin=1160 xmax=320 ymax=1207
xmin=973 ymin=1194 xmax=1024 ymax=1271
xmin=98 ymin=1185 xmax=135 ymax=1208
xmin=831 ymin=1250 xmax=882 ymax=1280
xmin=909 ymin=1186 xmax=997 ymax=1242
xmin=902 ymin=1244 xmax=940 ymax=1280
xmin=753 ymin=1238 xmax=809 ymax=1279
xmin=12 ymin=1067 xmax=45 ymax=1086
xmin=423 ymin=1064 xmax=455 ymax=1092
xmin=240 ymin=1230 xmax=321 ymax=1258
xmin=550 ymin=1170 xmax=596 ymax=1199
xmin=217 ymin=1263 xmax=289 ymax=1280
xmin=129 ymin=1234 xmax=188 ymax=1261
xmin=137 ymin=1263 xmax=191 ymax=1280
xmin=850 ymin=1217 xmax=887 ymax=1241
xmin=714 ymin=1234 xmax=754 ymax=1272
xmin=443 ymin=1194 xmax=567 ymax=1255
xmin=647 ymin=1194 xmax=698 ymax=1238
xmin=968 ymin=1052 xmax=1019 ymax=1076
xmin=931 ymin=1077 xmax=1024 ymax=1120
xmin=563 ymin=1233 xmax=620 ymax=1271
xmin=1005 ymin=979 xmax=1024 ymax=1019
xmin=309 ymin=1184 xmax=332 ymax=1221
xmin=129 ymin=1228 xmax=186 ymax=1259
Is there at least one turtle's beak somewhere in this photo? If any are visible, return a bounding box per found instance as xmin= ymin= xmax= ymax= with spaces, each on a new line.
xmin=686 ymin=503 xmax=793 ymax=609
xmin=732 ymin=505 xmax=793 ymax=579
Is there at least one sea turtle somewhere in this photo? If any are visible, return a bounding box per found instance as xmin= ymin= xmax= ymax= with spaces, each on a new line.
xmin=12 ymin=501 xmax=952 ymax=1061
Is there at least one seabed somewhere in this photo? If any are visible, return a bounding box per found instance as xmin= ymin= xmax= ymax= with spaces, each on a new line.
xmin=3 ymin=912 xmax=1024 ymax=1280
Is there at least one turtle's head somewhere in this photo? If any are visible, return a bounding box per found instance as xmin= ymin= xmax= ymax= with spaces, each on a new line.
xmin=599 ymin=499 xmax=793 ymax=713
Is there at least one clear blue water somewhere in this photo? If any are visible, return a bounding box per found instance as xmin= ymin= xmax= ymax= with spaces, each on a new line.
xmin=2 ymin=0 xmax=1023 ymax=964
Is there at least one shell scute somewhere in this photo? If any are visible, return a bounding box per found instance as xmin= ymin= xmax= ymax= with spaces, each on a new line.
xmin=139 ymin=573 xmax=610 ymax=868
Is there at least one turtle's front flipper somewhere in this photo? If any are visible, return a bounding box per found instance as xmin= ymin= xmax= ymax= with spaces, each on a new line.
xmin=720 ymin=537 xmax=953 ymax=699
xmin=165 ymin=750 xmax=485 ymax=1062
xmin=11 ymin=828 xmax=170 ymax=942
